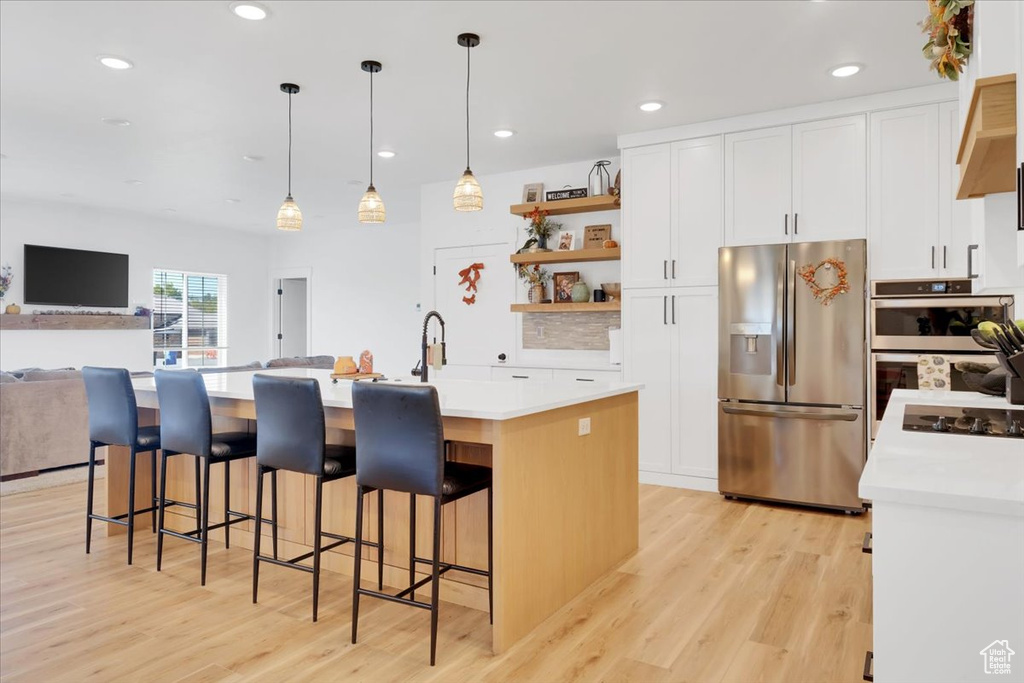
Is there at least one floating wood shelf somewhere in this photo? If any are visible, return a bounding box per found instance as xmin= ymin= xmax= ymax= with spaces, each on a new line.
xmin=509 ymin=195 xmax=620 ymax=217
xmin=0 ymin=314 xmax=151 ymax=331
xmin=510 ymin=302 xmax=621 ymax=313
xmin=510 ymin=247 xmax=620 ymax=265
xmin=956 ymin=73 xmax=1017 ymax=200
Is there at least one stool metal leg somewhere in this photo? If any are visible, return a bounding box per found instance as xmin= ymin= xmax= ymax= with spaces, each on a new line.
xmin=312 ymin=475 xmax=324 ymax=622
xmin=429 ymin=496 xmax=442 ymax=666
xmin=271 ymin=469 xmax=279 ymax=561
xmin=194 ymin=456 xmax=202 ymax=533
xmin=351 ymin=485 xmax=366 ymax=644
xmin=151 ymin=450 xmax=158 ymax=533
xmin=127 ymin=446 xmax=137 ymax=565
xmin=377 ymin=489 xmax=384 ymax=591
xmin=487 ymin=484 xmax=493 ymax=625
xmin=156 ymin=452 xmax=169 ymax=571
xmin=409 ymin=493 xmax=416 ymax=602
xmin=224 ymin=462 xmax=231 ymax=550
xmin=252 ymin=465 xmax=264 ymax=604
xmin=200 ymin=457 xmax=211 ymax=586
xmin=85 ymin=442 xmax=97 ymax=554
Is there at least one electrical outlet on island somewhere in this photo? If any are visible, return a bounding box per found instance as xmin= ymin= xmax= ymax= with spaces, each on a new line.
xmin=578 ymin=417 xmax=591 ymax=436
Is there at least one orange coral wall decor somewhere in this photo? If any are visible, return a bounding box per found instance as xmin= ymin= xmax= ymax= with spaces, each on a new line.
xmin=458 ymin=262 xmax=485 ymax=305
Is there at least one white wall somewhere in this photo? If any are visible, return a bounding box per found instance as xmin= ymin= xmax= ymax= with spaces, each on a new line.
xmin=0 ymin=198 xmax=271 ymax=371
xmin=266 ymin=219 xmax=422 ymax=378
xmin=419 ymin=158 xmax=621 ymax=372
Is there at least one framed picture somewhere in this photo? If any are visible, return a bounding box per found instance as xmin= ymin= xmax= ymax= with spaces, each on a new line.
xmin=556 ymin=230 xmax=575 ymax=251
xmin=522 ymin=183 xmax=544 ymax=204
xmin=553 ymin=271 xmax=579 ymax=303
xmin=584 ymin=224 xmax=611 ymax=249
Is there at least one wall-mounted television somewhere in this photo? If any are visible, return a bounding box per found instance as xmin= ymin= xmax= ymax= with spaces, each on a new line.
xmin=24 ymin=245 xmax=130 ymax=308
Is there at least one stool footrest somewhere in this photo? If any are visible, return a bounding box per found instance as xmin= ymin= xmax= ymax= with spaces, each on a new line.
xmin=412 ymin=556 xmax=489 ymax=578
xmin=160 ymin=528 xmax=202 ymax=543
xmin=89 ymin=513 xmax=129 ymax=527
xmin=357 ymin=586 xmax=432 ymax=611
xmin=394 ymin=569 xmax=450 ymax=600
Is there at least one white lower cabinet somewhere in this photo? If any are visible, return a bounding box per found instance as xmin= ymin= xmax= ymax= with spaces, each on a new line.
xmin=623 ymin=287 xmax=718 ymax=487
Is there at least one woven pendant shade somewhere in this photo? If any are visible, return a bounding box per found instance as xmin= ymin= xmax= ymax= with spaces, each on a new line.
xmin=358 ymin=185 xmax=386 ymax=224
xmin=276 ymin=195 xmax=302 ymax=231
xmin=453 ymin=169 xmax=483 ymax=212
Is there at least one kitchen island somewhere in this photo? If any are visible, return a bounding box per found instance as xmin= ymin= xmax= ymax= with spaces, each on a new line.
xmin=107 ymin=369 xmax=641 ymax=654
xmin=860 ymin=389 xmax=1024 ymax=683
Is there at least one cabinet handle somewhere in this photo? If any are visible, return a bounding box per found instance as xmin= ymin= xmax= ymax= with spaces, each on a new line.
xmin=663 ymin=260 xmax=668 ymax=280
xmin=861 ymin=531 xmax=872 ymax=554
xmin=943 ymin=246 xmax=947 ymax=269
xmin=931 ymin=246 xmax=936 ymax=269
xmin=511 ymin=375 xmax=529 ymax=379
xmin=968 ymin=244 xmax=979 ymax=279
xmin=794 ymin=212 xmax=798 ymax=235
xmin=663 ymin=296 xmax=668 ymax=326
xmin=575 ymin=378 xmax=595 ymax=382
xmin=672 ymin=260 xmax=677 ymax=279
xmin=863 ymin=651 xmax=874 ymax=682
xmin=784 ymin=214 xmax=788 ymax=236
xmin=671 ymin=295 xmax=676 ymax=325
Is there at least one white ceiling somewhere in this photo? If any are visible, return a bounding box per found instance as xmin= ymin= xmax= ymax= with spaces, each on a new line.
xmin=0 ymin=0 xmax=936 ymax=233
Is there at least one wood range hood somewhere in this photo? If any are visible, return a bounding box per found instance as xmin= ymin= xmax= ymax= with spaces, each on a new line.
xmin=956 ymin=73 xmax=1017 ymax=200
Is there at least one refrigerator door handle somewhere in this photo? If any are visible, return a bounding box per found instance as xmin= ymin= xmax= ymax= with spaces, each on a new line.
xmin=776 ymin=258 xmax=786 ymax=387
xmin=787 ymin=259 xmax=797 ymax=387
xmin=722 ymin=405 xmax=860 ymax=422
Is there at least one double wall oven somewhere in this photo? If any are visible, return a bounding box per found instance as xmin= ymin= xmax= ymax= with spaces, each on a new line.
xmin=870 ymin=279 xmax=1014 ymax=437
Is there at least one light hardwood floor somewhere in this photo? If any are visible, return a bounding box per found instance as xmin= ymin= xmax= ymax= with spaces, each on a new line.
xmin=0 ymin=481 xmax=872 ymax=682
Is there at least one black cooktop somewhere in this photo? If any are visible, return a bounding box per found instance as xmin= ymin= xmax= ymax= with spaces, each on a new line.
xmin=902 ymin=404 xmax=1024 ymax=439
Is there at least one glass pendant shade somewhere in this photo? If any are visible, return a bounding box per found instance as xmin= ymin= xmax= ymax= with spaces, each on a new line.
xmin=358 ymin=184 xmax=386 ymax=223
xmin=453 ymin=168 xmax=483 ymax=212
xmin=276 ymin=195 xmax=302 ymax=231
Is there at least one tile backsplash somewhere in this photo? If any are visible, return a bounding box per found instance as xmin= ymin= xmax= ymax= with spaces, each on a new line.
xmin=522 ymin=311 xmax=620 ymax=350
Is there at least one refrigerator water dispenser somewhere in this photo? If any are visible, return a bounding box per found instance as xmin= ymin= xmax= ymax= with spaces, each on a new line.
xmin=729 ymin=322 xmax=772 ymax=375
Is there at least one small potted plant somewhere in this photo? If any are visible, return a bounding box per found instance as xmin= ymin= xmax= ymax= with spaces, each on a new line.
xmin=0 ymin=263 xmax=13 ymax=314
xmin=522 ymin=207 xmax=561 ymax=252
xmin=517 ymin=264 xmax=551 ymax=303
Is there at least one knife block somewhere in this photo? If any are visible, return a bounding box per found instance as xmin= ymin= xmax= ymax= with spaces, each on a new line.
xmin=1008 ymin=376 xmax=1024 ymax=405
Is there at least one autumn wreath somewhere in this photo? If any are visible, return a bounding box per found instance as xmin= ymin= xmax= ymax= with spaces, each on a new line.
xmin=798 ymin=258 xmax=850 ymax=307
xmin=921 ymin=0 xmax=973 ymax=80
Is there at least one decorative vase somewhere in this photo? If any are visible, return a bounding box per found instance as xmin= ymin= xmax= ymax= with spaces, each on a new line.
xmin=333 ymin=356 xmax=358 ymax=375
xmin=571 ymin=281 xmax=590 ymax=303
xmin=4 ymin=303 xmax=20 ymax=315
xmin=529 ymin=284 xmax=546 ymax=304
xmin=537 ymin=234 xmax=549 ymax=251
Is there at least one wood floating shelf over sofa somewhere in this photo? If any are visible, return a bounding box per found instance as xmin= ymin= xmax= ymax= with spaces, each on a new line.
xmin=956 ymin=73 xmax=1017 ymax=199
xmin=0 ymin=314 xmax=151 ymax=331
xmin=509 ymin=194 xmax=620 ymax=217
xmin=510 ymin=302 xmax=621 ymax=313
xmin=509 ymin=247 xmax=620 ymax=265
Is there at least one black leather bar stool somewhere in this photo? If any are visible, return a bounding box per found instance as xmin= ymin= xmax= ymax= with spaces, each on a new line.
xmin=154 ymin=369 xmax=277 ymax=585
xmin=251 ymin=374 xmax=383 ymax=622
xmin=350 ymin=382 xmax=492 ymax=666
xmin=82 ymin=367 xmax=161 ymax=565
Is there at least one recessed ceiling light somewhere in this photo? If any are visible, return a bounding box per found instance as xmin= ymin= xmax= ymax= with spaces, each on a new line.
xmin=377 ymin=150 xmax=396 ymax=159
xmin=102 ymin=118 xmax=131 ymax=127
xmin=229 ymin=2 xmax=269 ymax=20
xmin=97 ymin=55 xmax=133 ymax=70
xmin=830 ymin=64 xmax=862 ymax=78
xmin=493 ymin=129 xmax=515 ymax=138
xmin=242 ymin=154 xmax=264 ymax=162
xmin=639 ymin=101 xmax=664 ymax=112
xmin=225 ymin=198 xmax=241 ymax=204
xmin=124 ymin=179 xmax=143 ymax=186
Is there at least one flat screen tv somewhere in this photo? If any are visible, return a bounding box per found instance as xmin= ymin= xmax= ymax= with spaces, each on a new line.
xmin=24 ymin=245 xmax=130 ymax=308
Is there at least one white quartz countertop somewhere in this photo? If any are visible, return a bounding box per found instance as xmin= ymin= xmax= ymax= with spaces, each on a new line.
xmin=132 ymin=368 xmax=643 ymax=421
xmin=859 ymin=389 xmax=1024 ymax=517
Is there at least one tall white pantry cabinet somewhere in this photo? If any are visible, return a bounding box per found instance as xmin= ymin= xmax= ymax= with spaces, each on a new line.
xmin=620 ymin=88 xmax=964 ymax=491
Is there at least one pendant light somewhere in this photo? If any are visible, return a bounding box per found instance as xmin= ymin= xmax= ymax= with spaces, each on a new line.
xmin=276 ymin=83 xmax=302 ymax=231
xmin=358 ymin=60 xmax=386 ymax=224
xmin=453 ymin=32 xmax=483 ymax=212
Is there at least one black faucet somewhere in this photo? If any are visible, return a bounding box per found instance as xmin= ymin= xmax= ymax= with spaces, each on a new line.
xmin=416 ymin=310 xmax=446 ymax=382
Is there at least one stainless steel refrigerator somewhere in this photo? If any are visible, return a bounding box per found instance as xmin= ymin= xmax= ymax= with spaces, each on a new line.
xmin=718 ymin=239 xmax=867 ymax=512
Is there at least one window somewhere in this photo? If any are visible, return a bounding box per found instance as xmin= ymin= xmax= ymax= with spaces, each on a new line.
xmin=152 ymin=270 xmax=228 ymax=368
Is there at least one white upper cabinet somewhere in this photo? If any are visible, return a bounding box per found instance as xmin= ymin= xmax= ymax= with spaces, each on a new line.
xmin=869 ymin=105 xmax=940 ymax=280
xmin=670 ymin=136 xmax=723 ymax=287
xmin=938 ymin=100 xmax=975 ymax=278
xmin=622 ymin=144 xmax=672 ymax=289
xmin=724 ymin=126 xmax=793 ymax=246
xmin=791 ymin=115 xmax=867 ymax=242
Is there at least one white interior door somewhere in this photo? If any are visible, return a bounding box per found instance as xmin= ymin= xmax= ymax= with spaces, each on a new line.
xmin=433 ymin=244 xmax=514 ymax=369
xmin=792 ymin=115 xmax=867 ymax=242
xmin=276 ymin=277 xmax=307 ymax=358
xmin=724 ymin=125 xmax=793 ymax=246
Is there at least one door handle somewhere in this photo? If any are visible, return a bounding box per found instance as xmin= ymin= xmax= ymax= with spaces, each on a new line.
xmin=787 ymin=259 xmax=796 ymax=387
xmin=671 ymin=260 xmax=677 ymax=279
xmin=663 ymin=296 xmax=667 ymax=325
xmin=931 ymin=246 xmax=936 ymax=270
xmin=943 ymin=245 xmax=947 ymax=270
xmin=671 ymin=295 xmax=676 ymax=325
xmin=722 ymin=405 xmax=860 ymax=421
xmin=663 ymin=260 xmax=668 ymax=280
xmin=784 ymin=213 xmax=788 ymax=236
xmin=794 ymin=212 xmax=798 ymax=235
xmin=967 ymin=244 xmax=979 ymax=279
